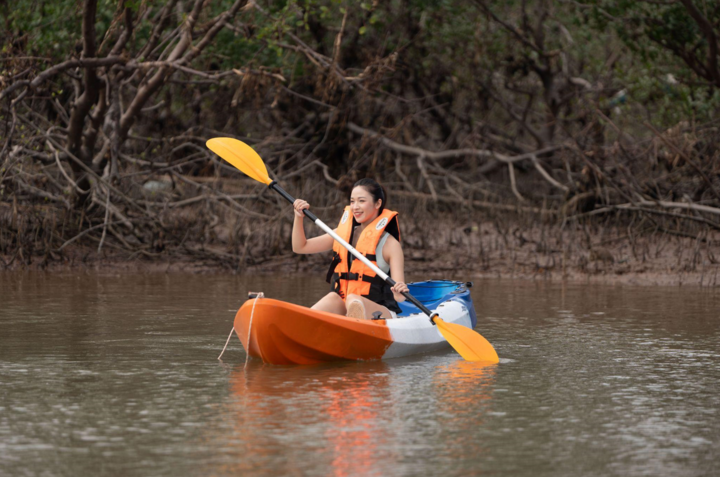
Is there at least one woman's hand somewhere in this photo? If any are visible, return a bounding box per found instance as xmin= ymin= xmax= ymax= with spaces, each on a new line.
xmin=293 ymin=199 xmax=310 ymax=218
xmin=391 ymin=281 xmax=408 ymax=295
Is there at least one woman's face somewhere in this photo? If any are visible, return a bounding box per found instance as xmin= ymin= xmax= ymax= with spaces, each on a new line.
xmin=350 ymin=186 xmax=381 ymax=224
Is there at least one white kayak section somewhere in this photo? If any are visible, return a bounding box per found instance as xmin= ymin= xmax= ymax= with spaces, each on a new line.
xmin=383 ymin=299 xmax=472 ymax=358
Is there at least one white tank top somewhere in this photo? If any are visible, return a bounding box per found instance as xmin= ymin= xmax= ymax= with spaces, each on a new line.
xmin=349 ymin=232 xmax=390 ymax=273
xmin=375 ymin=232 xmax=391 ymax=273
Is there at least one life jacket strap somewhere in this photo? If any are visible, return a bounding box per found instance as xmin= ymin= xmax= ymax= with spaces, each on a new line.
xmin=327 ymin=252 xmax=380 ymax=284
xmin=338 ymin=271 xmax=359 ymax=281
xmin=336 ymin=271 xmax=384 ymax=285
xmin=329 ymin=271 xmax=386 ymax=295
xmin=325 ymin=252 xmax=342 ymax=284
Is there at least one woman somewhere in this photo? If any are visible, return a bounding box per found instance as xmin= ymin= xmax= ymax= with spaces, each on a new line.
xmin=291 ymin=178 xmax=409 ymax=320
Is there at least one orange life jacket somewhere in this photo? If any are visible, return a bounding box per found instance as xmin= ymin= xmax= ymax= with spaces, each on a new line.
xmin=326 ymin=206 xmax=402 ymax=313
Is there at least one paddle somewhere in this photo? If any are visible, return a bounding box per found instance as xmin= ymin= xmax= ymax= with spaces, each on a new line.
xmin=206 ymin=137 xmax=499 ymax=363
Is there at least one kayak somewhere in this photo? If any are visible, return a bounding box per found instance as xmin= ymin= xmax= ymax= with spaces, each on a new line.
xmin=233 ymin=280 xmax=478 ymax=365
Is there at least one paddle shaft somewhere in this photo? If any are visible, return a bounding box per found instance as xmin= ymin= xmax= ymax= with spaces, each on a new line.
xmin=270 ymin=181 xmax=437 ymax=320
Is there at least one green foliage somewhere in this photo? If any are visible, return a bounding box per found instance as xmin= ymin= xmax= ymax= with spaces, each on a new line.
xmin=2 ymin=0 xmax=718 ymax=136
xmin=3 ymin=0 xmax=82 ymax=60
xmin=0 ymin=0 xmax=144 ymax=60
xmin=574 ymin=0 xmax=720 ymax=126
xmin=579 ymin=1 xmax=717 ymax=68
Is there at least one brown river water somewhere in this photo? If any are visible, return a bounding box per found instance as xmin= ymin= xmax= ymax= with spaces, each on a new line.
xmin=1 ymin=272 xmax=719 ymax=476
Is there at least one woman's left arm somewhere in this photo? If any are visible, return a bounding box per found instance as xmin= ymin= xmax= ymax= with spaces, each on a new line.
xmin=383 ymin=236 xmax=407 ymax=302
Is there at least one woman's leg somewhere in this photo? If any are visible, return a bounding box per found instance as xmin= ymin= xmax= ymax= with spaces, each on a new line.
xmin=345 ymin=294 xmax=394 ymax=320
xmin=311 ymin=292 xmax=347 ymax=315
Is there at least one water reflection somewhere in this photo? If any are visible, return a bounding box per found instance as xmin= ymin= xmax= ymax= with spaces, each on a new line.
xmin=226 ymin=361 xmax=395 ymax=476
xmin=322 ymin=368 xmax=389 ymax=477
xmin=219 ymin=357 xmax=498 ymax=476
xmin=433 ymin=360 xmax=496 ymax=407
xmin=431 ymin=360 xmax=496 ymax=471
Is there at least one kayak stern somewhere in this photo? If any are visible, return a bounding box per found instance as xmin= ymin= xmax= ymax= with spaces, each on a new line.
xmin=234 ymin=298 xmax=394 ymax=365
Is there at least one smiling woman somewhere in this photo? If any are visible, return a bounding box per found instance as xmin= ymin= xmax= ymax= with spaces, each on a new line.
xmin=291 ymin=178 xmax=409 ymax=320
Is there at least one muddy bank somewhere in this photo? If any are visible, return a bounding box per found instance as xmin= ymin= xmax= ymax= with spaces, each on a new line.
xmin=4 ymin=220 xmax=718 ymax=288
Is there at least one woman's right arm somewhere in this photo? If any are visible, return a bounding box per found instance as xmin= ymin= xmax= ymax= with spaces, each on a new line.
xmin=292 ymin=199 xmax=335 ymax=254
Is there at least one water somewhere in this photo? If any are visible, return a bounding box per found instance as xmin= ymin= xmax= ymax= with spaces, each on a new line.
xmin=1 ymin=273 xmax=719 ymax=476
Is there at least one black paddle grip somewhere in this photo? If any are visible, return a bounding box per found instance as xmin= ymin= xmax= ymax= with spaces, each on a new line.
xmin=385 ymin=277 xmax=436 ymax=324
xmin=270 ymin=181 xmax=318 ymax=222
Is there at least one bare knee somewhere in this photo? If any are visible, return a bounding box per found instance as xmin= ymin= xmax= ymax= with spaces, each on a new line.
xmin=314 ymin=292 xmax=342 ymax=305
xmin=327 ymin=292 xmax=345 ymax=306
xmin=346 ymin=294 xmax=362 ymax=303
xmin=311 ymin=292 xmax=346 ymax=314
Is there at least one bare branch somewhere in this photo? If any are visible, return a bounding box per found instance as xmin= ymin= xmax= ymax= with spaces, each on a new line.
xmin=119 ymin=0 xmax=248 ymax=141
xmin=679 ymin=0 xmax=720 ymax=87
xmin=508 ymin=162 xmax=526 ymax=202
xmin=644 ymin=121 xmax=720 ymax=201
xmin=348 ymin=122 xmax=562 ymax=162
xmin=0 ymin=57 xmax=125 ymax=101
xmin=393 ymin=190 xmax=551 ymax=214
xmin=531 ymin=155 xmax=569 ymax=192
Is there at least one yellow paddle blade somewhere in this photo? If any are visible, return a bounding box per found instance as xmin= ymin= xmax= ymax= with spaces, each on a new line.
xmin=435 ymin=317 xmax=499 ymax=363
xmin=206 ymin=137 xmax=271 ymax=185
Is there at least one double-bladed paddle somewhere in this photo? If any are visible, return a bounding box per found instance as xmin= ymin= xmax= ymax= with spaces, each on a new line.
xmin=206 ymin=137 xmax=499 ymax=363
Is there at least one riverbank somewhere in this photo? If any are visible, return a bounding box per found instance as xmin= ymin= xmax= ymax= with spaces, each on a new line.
xmin=4 ymin=220 xmax=718 ymax=287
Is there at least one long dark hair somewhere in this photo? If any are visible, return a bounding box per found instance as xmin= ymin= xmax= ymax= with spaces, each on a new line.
xmin=353 ymin=178 xmax=387 ymax=214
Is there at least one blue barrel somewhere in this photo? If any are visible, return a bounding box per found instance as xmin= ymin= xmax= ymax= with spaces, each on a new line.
xmin=397 ymin=280 xmax=477 ymax=328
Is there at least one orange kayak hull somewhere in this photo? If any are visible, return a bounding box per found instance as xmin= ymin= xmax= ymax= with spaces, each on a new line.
xmin=234 ymin=298 xmax=393 ymax=365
